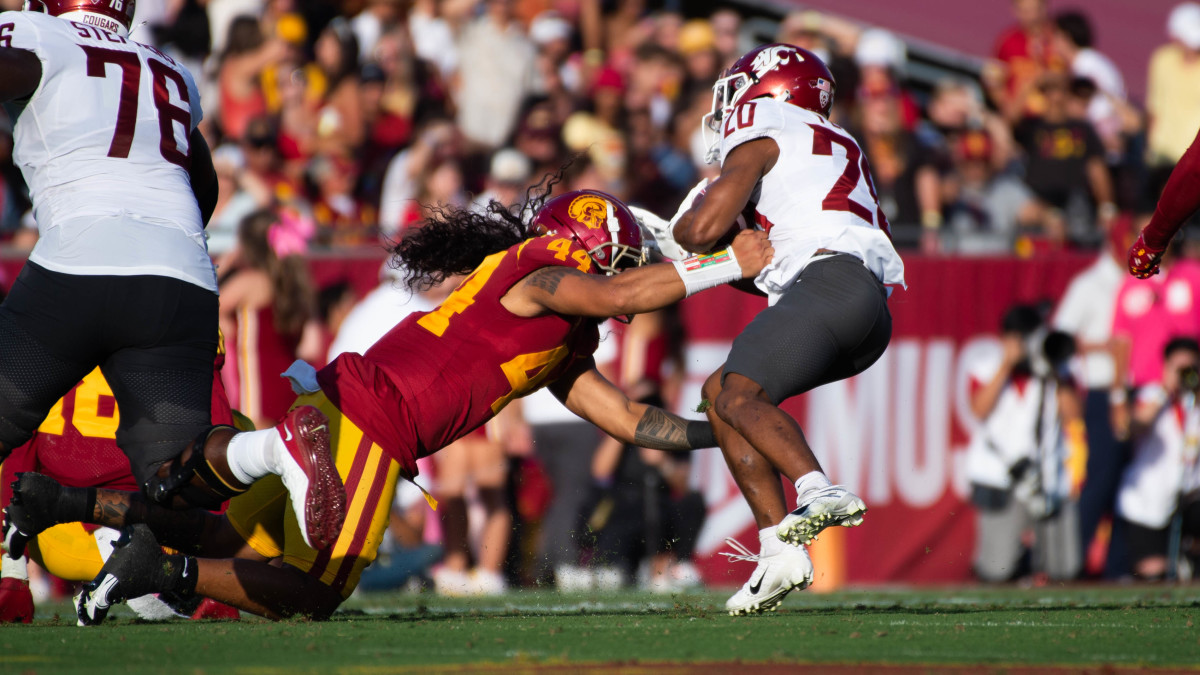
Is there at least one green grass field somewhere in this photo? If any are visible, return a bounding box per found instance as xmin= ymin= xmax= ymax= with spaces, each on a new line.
xmin=5 ymin=586 xmax=1200 ymax=673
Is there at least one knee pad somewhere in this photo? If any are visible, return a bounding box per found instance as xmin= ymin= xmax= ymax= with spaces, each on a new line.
xmin=143 ymin=426 xmax=243 ymax=510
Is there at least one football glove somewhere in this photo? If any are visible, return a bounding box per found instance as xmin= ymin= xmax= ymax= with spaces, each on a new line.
xmin=628 ymin=205 xmax=690 ymax=261
xmin=1128 ymin=232 xmax=1165 ymax=279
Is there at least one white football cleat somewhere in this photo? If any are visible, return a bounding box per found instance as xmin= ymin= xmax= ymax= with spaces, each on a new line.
xmin=722 ymin=537 xmax=813 ymax=616
xmin=276 ymin=406 xmax=346 ymax=550
xmin=777 ymin=485 xmax=867 ymax=546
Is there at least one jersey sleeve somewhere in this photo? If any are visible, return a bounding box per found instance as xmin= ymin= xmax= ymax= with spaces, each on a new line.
xmin=515 ymin=234 xmax=596 ymax=276
xmin=0 ymin=12 xmax=45 ymax=55
xmin=719 ymin=98 xmax=786 ymax=164
xmin=181 ymin=65 xmax=203 ymax=130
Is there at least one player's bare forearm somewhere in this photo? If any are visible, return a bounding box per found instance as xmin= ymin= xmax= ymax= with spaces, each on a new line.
xmin=0 ymin=48 xmax=41 ymax=101
xmin=92 ymin=488 xmax=228 ymax=556
xmin=553 ymin=364 xmax=714 ymax=450
xmin=522 ymin=263 xmax=687 ymax=318
xmin=674 ymin=138 xmax=777 ymax=252
xmin=631 ymin=406 xmax=716 ymax=451
xmin=518 ymin=233 xmax=771 ymax=319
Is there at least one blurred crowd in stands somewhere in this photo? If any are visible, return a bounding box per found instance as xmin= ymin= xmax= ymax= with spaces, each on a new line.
xmin=4 ymin=0 xmax=1200 ymax=597
xmin=6 ymin=0 xmax=1200 ymax=255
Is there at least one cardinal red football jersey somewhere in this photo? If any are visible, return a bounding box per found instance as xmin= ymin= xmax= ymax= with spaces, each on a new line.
xmin=318 ymin=235 xmax=602 ymax=476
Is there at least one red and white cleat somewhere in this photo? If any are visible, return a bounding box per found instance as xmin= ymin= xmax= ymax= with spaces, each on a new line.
xmin=276 ymin=406 xmax=346 ymax=550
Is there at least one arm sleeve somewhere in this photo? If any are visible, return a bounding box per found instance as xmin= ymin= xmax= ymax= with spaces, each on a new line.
xmin=1142 ymin=128 xmax=1200 ymax=251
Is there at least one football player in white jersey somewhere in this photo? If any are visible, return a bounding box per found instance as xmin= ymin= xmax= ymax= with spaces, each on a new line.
xmin=670 ymin=43 xmax=906 ymax=614
xmin=0 ymin=0 xmax=346 ymax=571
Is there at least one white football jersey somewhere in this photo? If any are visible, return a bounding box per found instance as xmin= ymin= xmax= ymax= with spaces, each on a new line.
xmin=717 ymin=98 xmax=905 ymax=302
xmin=1 ymin=11 xmax=216 ymax=292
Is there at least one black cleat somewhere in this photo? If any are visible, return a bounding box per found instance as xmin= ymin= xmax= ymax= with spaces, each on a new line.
xmin=76 ymin=525 xmax=176 ymax=626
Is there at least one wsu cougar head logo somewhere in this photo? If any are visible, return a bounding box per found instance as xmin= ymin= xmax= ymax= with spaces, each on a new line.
xmin=750 ymin=45 xmax=801 ymax=78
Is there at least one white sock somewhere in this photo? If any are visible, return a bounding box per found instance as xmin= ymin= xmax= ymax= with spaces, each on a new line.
xmin=794 ymin=471 xmax=833 ymax=507
xmin=224 ymin=428 xmax=286 ymax=485
xmin=2 ymin=552 xmax=28 ymax=581
xmin=758 ymin=526 xmax=783 ymax=556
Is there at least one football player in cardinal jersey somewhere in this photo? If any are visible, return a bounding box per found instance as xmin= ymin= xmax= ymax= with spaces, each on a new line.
xmin=0 ymin=0 xmax=347 ymax=555
xmin=11 ymin=188 xmax=773 ymax=622
xmin=669 ymin=43 xmax=907 ymax=615
xmin=1128 ymin=127 xmax=1200 ymax=279
xmin=2 ymin=343 xmax=243 ymax=623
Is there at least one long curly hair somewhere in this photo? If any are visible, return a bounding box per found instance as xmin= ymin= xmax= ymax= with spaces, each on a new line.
xmin=390 ymin=171 xmax=561 ymax=290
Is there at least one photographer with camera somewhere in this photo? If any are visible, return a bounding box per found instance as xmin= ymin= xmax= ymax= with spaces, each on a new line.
xmin=1115 ymin=337 xmax=1200 ymax=580
xmin=966 ymin=304 xmax=1086 ymax=582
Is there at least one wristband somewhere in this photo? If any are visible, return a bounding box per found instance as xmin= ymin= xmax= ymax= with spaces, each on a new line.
xmin=672 ymin=247 xmax=741 ymax=297
xmin=685 ymin=420 xmax=717 ymax=449
xmin=1109 ymin=388 xmax=1128 ymax=406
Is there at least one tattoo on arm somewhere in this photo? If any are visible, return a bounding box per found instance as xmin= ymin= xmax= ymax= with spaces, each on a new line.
xmin=92 ymin=489 xmax=133 ymax=528
xmin=525 ymin=267 xmax=572 ymax=296
xmin=92 ymin=490 xmax=212 ymax=554
xmin=634 ymin=407 xmax=715 ymax=450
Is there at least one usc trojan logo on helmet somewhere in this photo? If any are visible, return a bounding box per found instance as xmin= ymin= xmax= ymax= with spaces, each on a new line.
xmin=567 ymin=194 xmax=609 ymax=230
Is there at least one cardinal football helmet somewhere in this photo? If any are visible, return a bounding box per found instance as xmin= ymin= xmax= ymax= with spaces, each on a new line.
xmin=25 ymin=0 xmax=136 ymax=37
xmin=703 ymin=43 xmax=835 ymax=163
xmin=530 ymin=190 xmax=647 ymax=276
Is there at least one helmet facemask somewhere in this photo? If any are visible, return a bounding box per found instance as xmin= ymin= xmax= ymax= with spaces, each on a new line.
xmin=589 ymin=199 xmax=647 ymax=276
xmin=702 ymin=71 xmax=752 ymax=165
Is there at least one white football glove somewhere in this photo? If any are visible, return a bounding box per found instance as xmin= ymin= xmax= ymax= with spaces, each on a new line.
xmin=628 ymin=205 xmax=691 ymax=261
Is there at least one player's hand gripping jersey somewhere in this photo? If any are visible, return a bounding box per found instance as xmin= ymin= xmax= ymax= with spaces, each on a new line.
xmin=0 ymin=11 xmax=215 ymax=291
xmin=318 ymin=234 xmax=601 ymax=478
xmin=717 ymin=98 xmax=905 ymax=301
